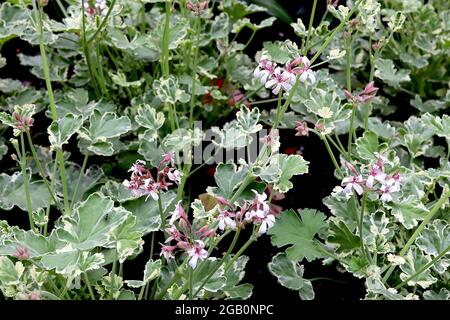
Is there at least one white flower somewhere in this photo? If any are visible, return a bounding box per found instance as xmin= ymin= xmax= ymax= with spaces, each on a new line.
xmin=128 ymin=160 xmax=146 ymax=176
xmin=217 ymin=211 xmax=236 ymax=231
xmin=246 ymin=190 xmax=270 ymax=221
xmin=265 ymin=67 xmax=293 ymax=95
xmin=160 ymin=244 xmax=176 ymax=260
xmin=168 ymin=169 xmax=182 ymax=185
xmin=298 ymin=57 xmax=316 ymax=84
xmin=187 ymin=240 xmax=208 ymax=269
xmin=258 ymin=214 xmax=276 ymax=234
xmin=169 ymin=201 xmax=185 ymax=225
xmin=254 ymin=55 xmax=276 ymax=84
xmin=342 ymin=175 xmax=364 ymax=195
xmin=379 ymin=180 xmax=400 ymax=202
xmin=366 ymin=165 xmax=386 ymax=188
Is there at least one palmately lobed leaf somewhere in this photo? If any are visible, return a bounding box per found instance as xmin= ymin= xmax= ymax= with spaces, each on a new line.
xmin=268 ymin=209 xmax=327 ymax=262
xmin=56 ymin=192 xmax=130 ymax=251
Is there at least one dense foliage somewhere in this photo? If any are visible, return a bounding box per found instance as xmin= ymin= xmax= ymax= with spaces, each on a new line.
xmin=0 ymin=0 xmax=449 ymax=300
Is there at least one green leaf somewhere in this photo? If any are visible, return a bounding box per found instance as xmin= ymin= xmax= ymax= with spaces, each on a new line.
xmin=400 ymin=116 xmax=434 ymax=158
xmin=108 ymin=215 xmax=144 ymax=263
xmin=0 ymin=171 xmax=50 ymax=211
xmin=374 ymin=58 xmax=411 ymax=87
xmin=192 ymin=258 xmax=226 ymax=293
xmin=213 ymin=163 xmax=248 ymax=200
xmin=135 ymin=104 xmax=165 ymax=139
xmin=56 ymin=193 xmax=129 ymax=251
xmin=0 ymin=256 xmax=23 ymax=285
xmin=268 ymin=209 xmax=327 ymax=262
xmin=0 ymin=78 xmax=22 ymax=93
xmin=423 ymin=288 xmax=450 ymax=300
xmin=421 ymin=113 xmax=450 ymax=139
xmin=0 ymin=138 xmax=7 ymax=161
xmin=250 ymin=0 xmax=291 ymax=23
xmin=153 ymin=76 xmax=190 ymax=105
xmin=220 ymin=0 xmax=267 ymax=20
xmin=387 ymin=196 xmax=429 ymax=230
xmin=273 ymin=154 xmax=309 ymax=193
xmin=126 ymin=259 xmax=162 ymax=288
xmin=323 ymin=193 xmax=359 ymax=230
xmin=48 ymin=113 xmax=83 ymax=150
xmin=78 ymin=110 xmax=131 ymax=156
xmin=123 ymin=191 xmax=176 ymax=235
xmin=416 ymin=219 xmax=450 ymax=273
xmin=291 ymin=18 xmax=307 ymax=37
xmin=327 ymin=220 xmax=360 ymax=253
xmin=109 ymin=70 xmax=144 ymax=88
xmin=236 ymin=106 xmax=263 ymax=134
xmin=101 ymin=180 xmax=140 ymax=203
xmin=410 ymin=95 xmax=447 ymax=113
xmin=355 ymin=131 xmax=380 ymax=161
xmin=400 ymin=246 xmax=437 ymax=289
xmin=0 ymin=229 xmax=64 ymax=259
xmin=268 ymin=253 xmax=314 ymax=300
xmin=80 ymin=110 xmax=131 ymax=141
xmin=221 ymin=256 xmax=253 ymax=299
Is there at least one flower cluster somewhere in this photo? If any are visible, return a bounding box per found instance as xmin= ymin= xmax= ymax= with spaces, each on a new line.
xmin=344 ymin=81 xmax=379 ymax=104
xmin=341 ymin=153 xmax=402 ymax=202
xmin=13 ymin=246 xmax=29 ymax=261
xmin=122 ymin=154 xmax=182 ymax=201
xmin=161 ymin=202 xmax=214 ymax=269
xmin=161 ymin=190 xmax=277 ymax=269
xmin=254 ymin=54 xmax=316 ymax=95
xmin=187 ymin=0 xmax=209 ymax=16
xmin=83 ymin=0 xmax=107 ymax=17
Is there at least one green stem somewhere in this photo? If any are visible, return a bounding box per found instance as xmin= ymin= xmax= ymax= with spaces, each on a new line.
xmin=395 ymin=245 xmax=450 ymax=290
xmin=189 ymin=15 xmax=202 ymax=127
xmin=304 ymin=0 xmax=318 ymax=55
xmin=189 ymin=268 xmax=194 ymax=300
xmin=70 ymin=154 xmax=89 ymax=209
xmin=55 ymin=0 xmax=68 ymax=18
xmin=44 ymin=160 xmax=59 ymax=236
xmin=87 ymin=0 xmax=117 ymax=43
xmin=382 ymin=189 xmax=450 ymax=283
xmin=359 ymin=193 xmax=371 ymax=262
xmin=326 ymin=135 xmax=346 ymax=156
xmin=161 ymin=0 xmax=171 ymax=76
xmin=321 ymin=134 xmax=343 ymax=179
xmin=273 ymin=90 xmax=284 ymax=128
xmin=193 ymin=228 xmax=241 ymax=297
xmin=347 ymin=104 xmax=357 ymax=158
xmin=84 ymin=273 xmax=95 ymax=300
xmin=311 ymin=0 xmax=363 ymax=64
xmin=33 ymin=0 xmax=58 ymax=120
xmin=155 ymin=260 xmax=188 ymax=300
xmin=81 ymin=0 xmax=101 ymax=97
xmin=224 ymin=233 xmax=256 ymax=272
xmin=56 ymin=150 xmax=70 ymax=215
xmin=20 ymin=133 xmax=36 ymax=232
xmin=25 ymin=130 xmax=63 ymax=213
xmin=158 ymin=191 xmax=166 ymax=232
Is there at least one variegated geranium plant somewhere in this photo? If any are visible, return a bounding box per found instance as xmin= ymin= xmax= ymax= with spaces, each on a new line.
xmin=0 ymin=0 xmax=449 ymax=301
